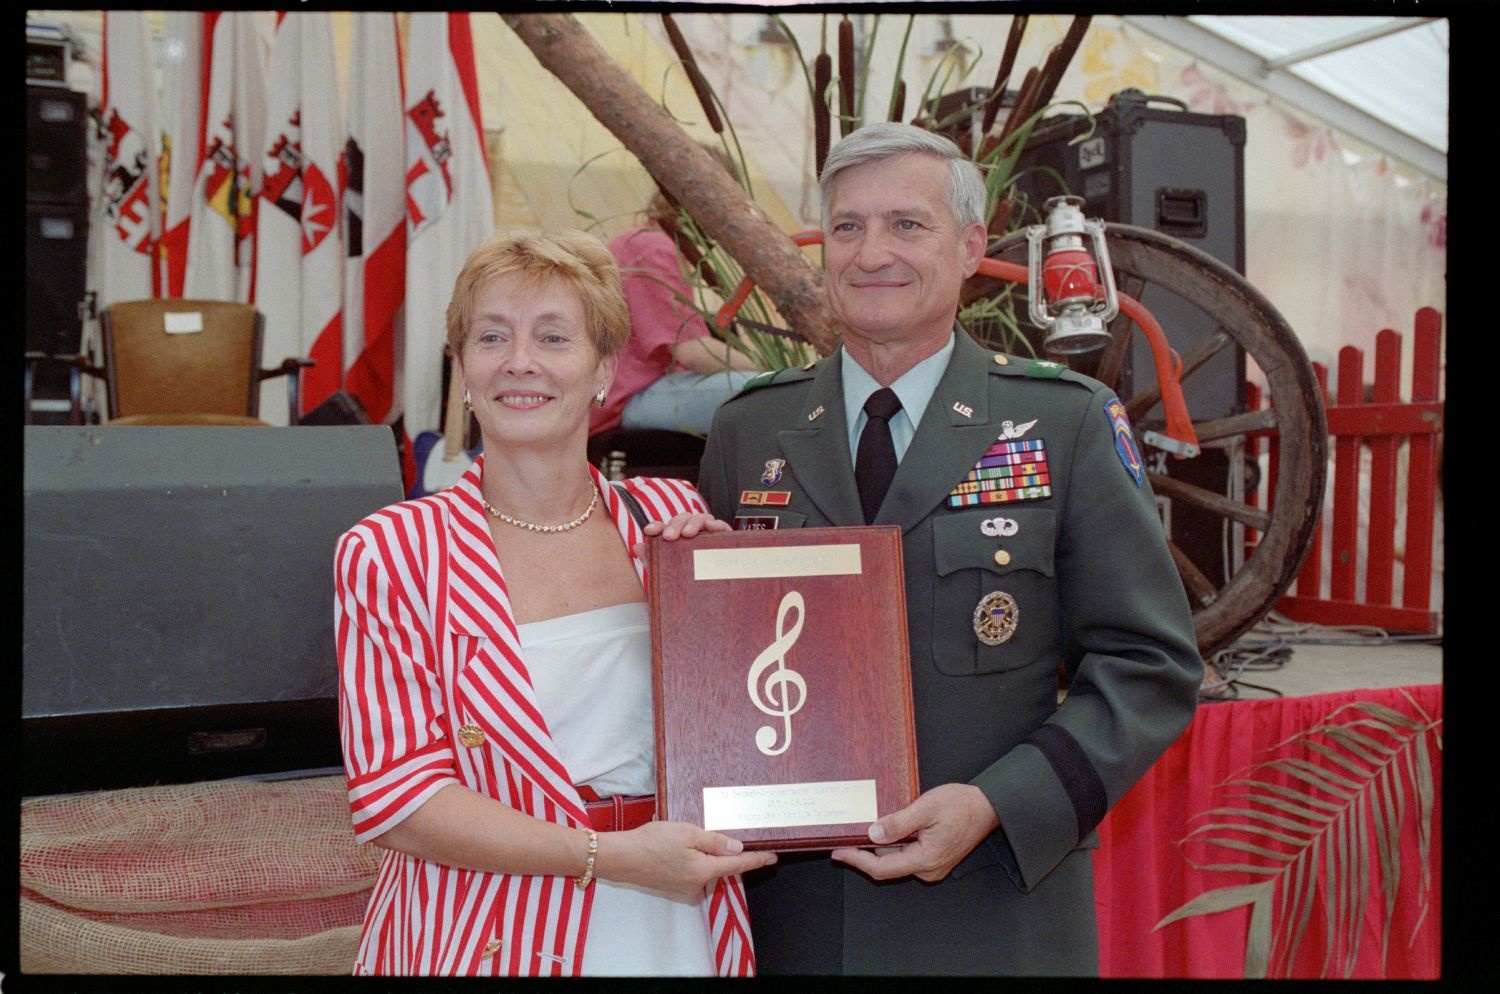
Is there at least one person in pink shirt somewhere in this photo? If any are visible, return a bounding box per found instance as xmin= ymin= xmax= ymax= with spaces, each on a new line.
xmin=591 ymin=187 xmax=758 ymax=438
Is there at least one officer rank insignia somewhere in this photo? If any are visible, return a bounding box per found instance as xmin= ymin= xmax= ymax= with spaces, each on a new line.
xmin=1104 ymin=397 xmax=1145 ymax=486
xmin=946 ymin=438 xmax=1051 ymax=507
xmin=1026 ymin=359 xmax=1066 ymax=378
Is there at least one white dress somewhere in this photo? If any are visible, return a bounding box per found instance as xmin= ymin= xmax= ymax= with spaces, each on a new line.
xmin=516 ymin=601 xmax=715 ymax=977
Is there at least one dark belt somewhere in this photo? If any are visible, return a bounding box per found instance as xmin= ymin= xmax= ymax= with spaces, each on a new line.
xmin=576 ymin=786 xmax=656 ymax=832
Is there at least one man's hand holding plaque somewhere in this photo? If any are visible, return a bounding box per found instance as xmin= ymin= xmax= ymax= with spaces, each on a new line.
xmin=646 ymin=526 xmax=920 ymax=851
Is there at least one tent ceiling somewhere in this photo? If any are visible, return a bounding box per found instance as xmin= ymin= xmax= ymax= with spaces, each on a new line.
xmin=26 ymin=10 xmax=1450 ymax=183
xmin=1122 ymin=14 xmax=1448 ymax=181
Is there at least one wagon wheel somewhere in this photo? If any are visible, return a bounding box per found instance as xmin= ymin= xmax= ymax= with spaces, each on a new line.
xmin=961 ymin=223 xmax=1327 ymax=658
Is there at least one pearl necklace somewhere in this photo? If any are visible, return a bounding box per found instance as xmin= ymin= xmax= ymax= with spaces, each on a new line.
xmin=480 ymin=485 xmax=599 ymax=534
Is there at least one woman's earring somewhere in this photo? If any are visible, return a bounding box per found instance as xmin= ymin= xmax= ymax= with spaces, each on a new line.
xmin=463 ymin=389 xmax=472 ymax=410
xmin=594 ymin=385 xmax=608 ymax=407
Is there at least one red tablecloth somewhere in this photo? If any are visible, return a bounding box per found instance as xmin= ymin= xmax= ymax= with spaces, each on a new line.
xmin=1095 ymin=683 xmax=1442 ymax=979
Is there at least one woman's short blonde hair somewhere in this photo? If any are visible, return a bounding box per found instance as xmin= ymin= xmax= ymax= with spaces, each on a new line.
xmin=445 ymin=229 xmax=631 ymax=360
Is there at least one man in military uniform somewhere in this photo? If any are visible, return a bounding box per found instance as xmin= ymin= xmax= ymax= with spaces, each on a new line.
xmin=697 ymin=122 xmax=1204 ymax=975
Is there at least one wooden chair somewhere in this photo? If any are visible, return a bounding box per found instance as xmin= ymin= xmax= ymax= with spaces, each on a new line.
xmin=24 ymin=299 xmax=312 ymax=426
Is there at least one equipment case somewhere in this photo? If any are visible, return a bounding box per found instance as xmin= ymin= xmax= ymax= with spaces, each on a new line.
xmin=1009 ymin=89 xmax=1251 ymax=590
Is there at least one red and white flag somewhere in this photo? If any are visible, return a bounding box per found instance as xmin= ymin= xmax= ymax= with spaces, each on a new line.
xmin=403 ymin=12 xmax=494 ymax=446
xmin=342 ymin=13 xmax=406 ymax=429
xmin=183 ymin=11 xmax=267 ymax=304
xmin=255 ymin=11 xmax=344 ymax=421
xmin=93 ymin=10 xmax=160 ymax=309
xmin=158 ymin=11 xmax=203 ymax=298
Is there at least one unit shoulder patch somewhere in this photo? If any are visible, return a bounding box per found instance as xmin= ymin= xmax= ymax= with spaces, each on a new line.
xmin=1103 ymin=395 xmax=1146 ymax=486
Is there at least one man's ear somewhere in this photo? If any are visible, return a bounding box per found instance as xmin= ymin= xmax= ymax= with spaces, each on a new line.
xmin=960 ymin=221 xmax=988 ymax=278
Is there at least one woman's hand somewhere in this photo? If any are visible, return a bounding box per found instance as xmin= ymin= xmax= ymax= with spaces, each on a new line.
xmin=635 ymin=512 xmax=731 ymax=558
xmin=595 ymin=821 xmax=776 ymax=900
xmin=643 ymin=512 xmax=731 ymax=541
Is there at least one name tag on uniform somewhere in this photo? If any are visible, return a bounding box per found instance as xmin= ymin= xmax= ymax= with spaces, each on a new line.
xmin=734 ymin=515 xmax=779 ymax=530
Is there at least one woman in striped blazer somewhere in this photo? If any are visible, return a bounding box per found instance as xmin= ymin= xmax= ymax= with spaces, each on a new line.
xmin=334 ymin=230 xmax=773 ymax=976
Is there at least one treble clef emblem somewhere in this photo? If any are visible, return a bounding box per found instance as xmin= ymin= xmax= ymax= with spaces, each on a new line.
xmin=746 ymin=591 xmax=807 ymax=756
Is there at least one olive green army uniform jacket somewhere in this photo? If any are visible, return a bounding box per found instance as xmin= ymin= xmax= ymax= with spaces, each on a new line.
xmin=697 ymin=330 xmax=1204 ymax=975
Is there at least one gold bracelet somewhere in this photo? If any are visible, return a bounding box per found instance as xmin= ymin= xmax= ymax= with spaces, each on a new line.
xmin=575 ymin=828 xmax=598 ymax=889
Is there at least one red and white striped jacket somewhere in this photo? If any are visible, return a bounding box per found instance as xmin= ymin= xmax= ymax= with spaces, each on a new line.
xmin=335 ymin=457 xmax=755 ymax=975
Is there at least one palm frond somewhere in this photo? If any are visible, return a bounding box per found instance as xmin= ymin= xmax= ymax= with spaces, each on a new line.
xmin=1153 ymin=690 xmax=1440 ymax=978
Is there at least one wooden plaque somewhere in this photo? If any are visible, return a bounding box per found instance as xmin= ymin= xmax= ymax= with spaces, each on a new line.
xmin=647 ymin=526 xmax=919 ymax=851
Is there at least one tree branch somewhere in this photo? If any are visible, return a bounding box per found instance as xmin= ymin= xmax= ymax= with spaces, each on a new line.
xmin=501 ymin=13 xmax=838 ymax=354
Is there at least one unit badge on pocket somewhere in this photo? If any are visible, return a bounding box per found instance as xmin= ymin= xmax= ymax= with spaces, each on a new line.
xmin=973 ymin=591 xmax=1020 ymax=646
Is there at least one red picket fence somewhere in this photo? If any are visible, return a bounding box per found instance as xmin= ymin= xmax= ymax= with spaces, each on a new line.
xmin=1247 ymin=308 xmax=1444 ymax=633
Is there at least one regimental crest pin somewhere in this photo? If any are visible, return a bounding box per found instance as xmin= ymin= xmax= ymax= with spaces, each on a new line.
xmin=761 ymin=458 xmax=787 ymax=485
xmin=973 ymin=591 xmax=1020 ymax=646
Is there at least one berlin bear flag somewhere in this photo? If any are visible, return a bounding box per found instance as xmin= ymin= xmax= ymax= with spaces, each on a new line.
xmin=94 ymin=10 xmax=160 ymax=309
xmin=342 ymin=12 xmax=406 ymax=429
xmin=403 ymin=12 xmax=494 ymax=449
xmin=255 ymin=11 xmax=344 ymax=421
xmin=182 ymin=11 xmax=266 ymax=305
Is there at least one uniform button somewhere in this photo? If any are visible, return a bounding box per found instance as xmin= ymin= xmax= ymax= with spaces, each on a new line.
xmin=481 ymin=938 xmax=503 ymax=958
xmin=994 ymin=549 xmax=1011 ymax=566
xmin=993 ymin=354 xmax=1009 ymax=366
xmin=457 ymin=724 xmax=486 ymax=748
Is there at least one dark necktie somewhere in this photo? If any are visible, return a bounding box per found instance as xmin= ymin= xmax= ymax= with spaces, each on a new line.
xmin=856 ymin=387 xmax=902 ymax=525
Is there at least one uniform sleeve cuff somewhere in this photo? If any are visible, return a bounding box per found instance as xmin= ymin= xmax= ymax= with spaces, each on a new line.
xmin=972 ymin=740 xmax=1084 ymax=893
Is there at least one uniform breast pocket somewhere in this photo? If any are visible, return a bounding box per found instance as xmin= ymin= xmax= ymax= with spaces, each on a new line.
xmin=931 ymin=508 xmax=1059 ymax=675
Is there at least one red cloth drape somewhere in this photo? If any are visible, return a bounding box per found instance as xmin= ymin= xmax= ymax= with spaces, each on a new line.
xmin=1094 ymin=683 xmax=1442 ymax=979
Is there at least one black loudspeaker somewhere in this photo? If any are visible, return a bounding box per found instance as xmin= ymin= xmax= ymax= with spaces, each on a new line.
xmin=27 ymin=85 xmax=88 ymax=206
xmin=22 ymin=425 xmax=405 ymax=796
xmin=26 ymin=202 xmax=88 ymax=356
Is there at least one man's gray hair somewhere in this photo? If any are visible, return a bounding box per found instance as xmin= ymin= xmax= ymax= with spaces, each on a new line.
xmin=819 ymin=122 xmax=990 ymax=229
